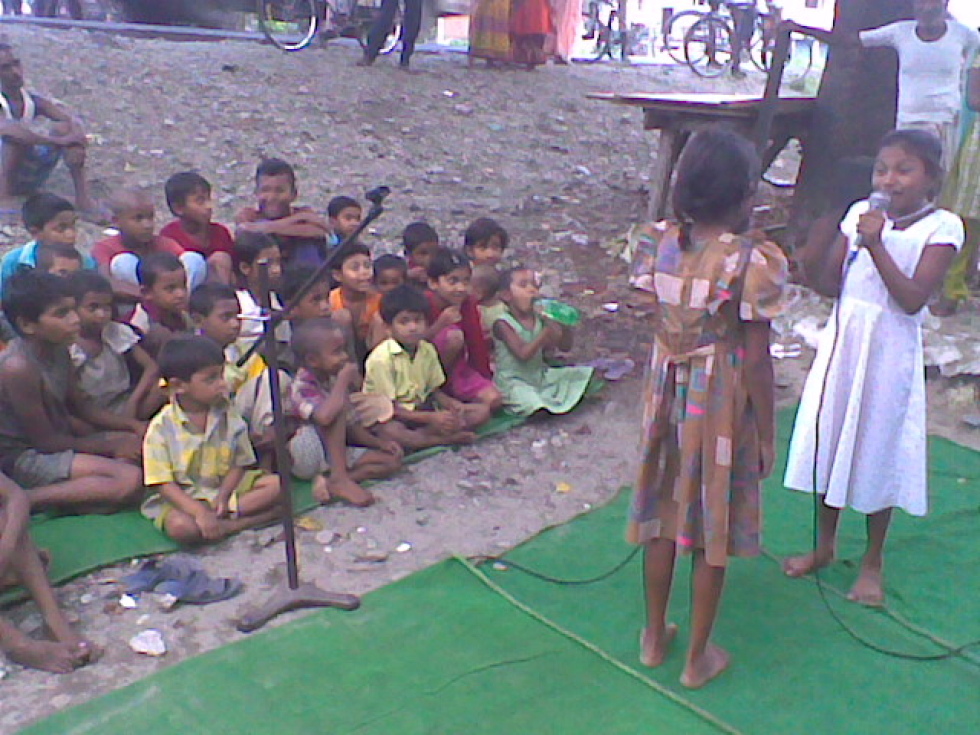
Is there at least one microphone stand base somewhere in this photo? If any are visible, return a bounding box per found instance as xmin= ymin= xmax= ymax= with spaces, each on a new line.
xmin=235 ymin=582 xmax=361 ymax=633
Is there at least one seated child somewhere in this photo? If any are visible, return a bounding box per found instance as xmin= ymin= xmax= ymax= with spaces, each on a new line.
xmin=0 ymin=270 xmax=143 ymax=513
xmin=68 ymin=271 xmax=163 ymax=419
xmin=235 ymin=158 xmax=329 ymax=268
xmin=492 ymin=267 xmax=594 ymax=417
xmin=142 ymin=336 xmax=282 ymax=545
xmin=92 ymin=187 xmax=206 ymax=298
xmin=402 ymin=221 xmax=440 ymax=289
xmin=129 ymin=252 xmax=193 ymax=358
xmin=463 ymin=217 xmax=509 ymax=268
xmin=330 ymin=240 xmax=383 ymax=360
xmin=233 ymin=230 xmax=285 ymax=347
xmin=0 ymin=193 xmax=96 ymax=295
xmin=365 ymin=285 xmax=491 ymax=449
xmin=374 ymin=254 xmax=408 ymax=295
xmin=288 ymin=318 xmax=402 ymax=507
xmin=190 ymin=283 xmax=290 ymax=467
xmin=471 ymin=264 xmax=507 ymax=341
xmin=0 ymin=472 xmax=99 ymax=673
xmin=278 ymin=263 xmax=349 ymax=373
xmin=161 ymin=171 xmax=235 ymax=285
xmin=425 ymin=248 xmax=503 ymax=413
xmin=35 ymin=243 xmax=84 ymax=278
xmin=327 ymin=195 xmax=363 ymax=249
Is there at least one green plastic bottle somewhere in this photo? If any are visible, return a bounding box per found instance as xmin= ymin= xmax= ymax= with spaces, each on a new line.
xmin=539 ymin=299 xmax=581 ymax=327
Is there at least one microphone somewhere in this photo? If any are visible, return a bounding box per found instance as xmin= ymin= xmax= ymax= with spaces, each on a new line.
xmin=855 ymin=191 xmax=891 ymax=250
xmin=365 ymin=186 xmax=391 ymax=206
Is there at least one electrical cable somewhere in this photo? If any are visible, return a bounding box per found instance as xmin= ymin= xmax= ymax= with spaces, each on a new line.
xmin=472 ymin=547 xmax=640 ymax=586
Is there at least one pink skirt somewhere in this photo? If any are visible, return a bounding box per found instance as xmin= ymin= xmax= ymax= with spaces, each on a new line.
xmin=432 ymin=325 xmax=494 ymax=402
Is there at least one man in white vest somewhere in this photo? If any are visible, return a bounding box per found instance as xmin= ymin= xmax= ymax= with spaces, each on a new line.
xmin=0 ymin=43 xmax=95 ymax=216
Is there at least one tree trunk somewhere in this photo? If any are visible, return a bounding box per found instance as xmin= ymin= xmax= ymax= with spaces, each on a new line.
xmin=793 ymin=0 xmax=915 ymax=230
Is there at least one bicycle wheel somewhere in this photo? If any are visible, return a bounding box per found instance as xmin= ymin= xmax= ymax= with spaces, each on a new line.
xmin=684 ymin=15 xmax=734 ymax=78
xmin=782 ymin=36 xmax=814 ymax=85
xmin=256 ymin=0 xmax=319 ymax=52
xmin=662 ymin=9 xmax=705 ymax=65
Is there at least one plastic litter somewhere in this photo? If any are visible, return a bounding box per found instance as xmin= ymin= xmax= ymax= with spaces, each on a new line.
xmin=129 ymin=629 xmax=166 ymax=657
xmin=602 ymin=302 xmax=620 ymax=313
xmin=586 ymin=358 xmax=635 ymax=381
xmin=396 ymin=542 xmax=412 ymax=553
xmin=119 ymin=594 xmax=138 ymax=609
xmin=556 ymin=481 xmax=573 ymax=494
xmin=296 ymin=516 xmax=324 ymax=532
xmin=770 ymin=343 xmax=803 ymax=359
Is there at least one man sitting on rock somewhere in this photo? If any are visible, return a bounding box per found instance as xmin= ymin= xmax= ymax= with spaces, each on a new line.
xmin=0 ymin=43 xmax=96 ymax=217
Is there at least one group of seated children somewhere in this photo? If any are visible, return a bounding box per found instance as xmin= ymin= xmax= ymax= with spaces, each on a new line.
xmin=0 ymin=161 xmax=597 ymax=673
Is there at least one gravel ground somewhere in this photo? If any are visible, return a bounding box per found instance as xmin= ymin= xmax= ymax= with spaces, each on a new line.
xmin=0 ymin=24 xmax=977 ymax=733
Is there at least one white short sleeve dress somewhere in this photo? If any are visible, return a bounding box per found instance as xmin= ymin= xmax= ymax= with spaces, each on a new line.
xmin=784 ymin=201 xmax=964 ymax=516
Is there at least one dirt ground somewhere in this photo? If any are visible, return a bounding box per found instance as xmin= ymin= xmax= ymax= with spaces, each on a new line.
xmin=0 ymin=25 xmax=978 ymax=733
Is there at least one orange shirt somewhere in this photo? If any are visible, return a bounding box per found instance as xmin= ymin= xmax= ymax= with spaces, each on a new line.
xmin=329 ymin=288 xmax=381 ymax=341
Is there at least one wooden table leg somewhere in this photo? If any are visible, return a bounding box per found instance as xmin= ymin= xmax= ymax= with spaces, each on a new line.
xmin=648 ymin=128 xmax=687 ymax=221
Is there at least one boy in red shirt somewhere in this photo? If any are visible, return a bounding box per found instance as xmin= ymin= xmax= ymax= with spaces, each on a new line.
xmin=92 ymin=188 xmax=206 ymax=300
xmin=161 ymin=172 xmax=235 ymax=285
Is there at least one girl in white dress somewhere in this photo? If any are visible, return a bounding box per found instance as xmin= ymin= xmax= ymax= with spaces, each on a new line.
xmin=784 ymin=129 xmax=963 ymax=606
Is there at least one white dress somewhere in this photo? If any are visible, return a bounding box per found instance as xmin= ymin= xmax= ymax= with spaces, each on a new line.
xmin=784 ymin=202 xmax=964 ymax=516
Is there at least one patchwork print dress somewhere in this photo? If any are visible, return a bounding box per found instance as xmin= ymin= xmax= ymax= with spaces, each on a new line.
xmin=626 ymin=223 xmax=787 ymax=568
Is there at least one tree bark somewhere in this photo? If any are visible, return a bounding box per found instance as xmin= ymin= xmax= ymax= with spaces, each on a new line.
xmin=793 ymin=0 xmax=915 ymax=230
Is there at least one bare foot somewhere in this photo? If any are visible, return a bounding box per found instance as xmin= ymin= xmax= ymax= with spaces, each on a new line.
xmin=639 ymin=623 xmax=678 ymax=667
xmin=848 ymin=564 xmax=885 ymax=607
xmin=680 ymin=643 xmax=730 ymax=689
xmin=5 ymin=635 xmax=83 ymax=674
xmin=782 ymin=548 xmax=834 ymax=578
xmin=56 ymin=631 xmax=102 ymax=665
xmin=329 ymin=477 xmax=375 ymax=507
xmin=0 ymin=548 xmax=52 ymax=589
xmin=312 ymin=474 xmax=331 ymax=504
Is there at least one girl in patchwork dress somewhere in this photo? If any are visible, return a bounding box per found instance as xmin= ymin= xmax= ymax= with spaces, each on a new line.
xmin=628 ymin=128 xmax=787 ymax=689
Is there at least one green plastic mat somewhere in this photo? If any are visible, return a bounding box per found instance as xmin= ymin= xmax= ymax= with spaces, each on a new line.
xmin=3 ymin=412 xmax=526 ymax=604
xmin=21 ymin=559 xmax=727 ymax=735
xmin=483 ymin=408 xmax=980 ymax=735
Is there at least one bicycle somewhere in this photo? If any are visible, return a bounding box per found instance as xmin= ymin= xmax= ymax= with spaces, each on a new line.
xmin=256 ymin=0 xmax=401 ymax=53
xmin=663 ymin=2 xmax=813 ymax=82
xmin=581 ymin=0 xmax=643 ymax=63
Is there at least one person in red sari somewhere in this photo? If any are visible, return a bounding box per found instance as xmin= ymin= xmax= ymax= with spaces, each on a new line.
xmin=511 ymin=0 xmax=554 ymax=69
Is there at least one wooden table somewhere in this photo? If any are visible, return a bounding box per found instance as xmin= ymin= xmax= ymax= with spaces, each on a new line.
xmin=589 ymin=92 xmax=815 ymax=220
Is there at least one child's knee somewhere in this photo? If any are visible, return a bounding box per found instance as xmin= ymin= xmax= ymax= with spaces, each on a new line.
xmin=481 ymin=386 xmax=503 ymax=411
xmin=63 ymin=144 xmax=85 ymax=169
xmin=164 ymin=513 xmax=202 ymax=545
xmin=114 ymin=464 xmax=145 ymax=506
xmin=445 ymin=329 xmax=465 ymax=352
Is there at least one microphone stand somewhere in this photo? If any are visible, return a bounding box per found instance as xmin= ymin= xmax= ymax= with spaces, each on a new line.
xmin=234 ymin=194 xmax=388 ymax=633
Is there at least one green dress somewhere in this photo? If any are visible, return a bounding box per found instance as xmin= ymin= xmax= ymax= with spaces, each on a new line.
xmin=492 ymin=311 xmax=594 ymax=418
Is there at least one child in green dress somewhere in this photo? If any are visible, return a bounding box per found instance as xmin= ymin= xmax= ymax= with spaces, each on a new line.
xmin=491 ymin=267 xmax=593 ymax=418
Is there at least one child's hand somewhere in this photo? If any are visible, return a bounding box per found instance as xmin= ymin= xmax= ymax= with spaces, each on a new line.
xmin=543 ymin=318 xmax=563 ymax=342
xmin=856 ymin=209 xmax=886 ymax=248
xmin=436 ymin=307 xmax=462 ymax=329
xmin=127 ymin=419 xmax=149 ymax=437
xmin=379 ymin=440 xmax=404 ymax=459
xmin=194 ymin=507 xmax=222 ymax=541
xmin=214 ymin=493 xmax=233 ymax=519
xmin=432 ymin=410 xmax=462 ymax=433
xmin=337 ymin=362 xmax=360 ymax=387
xmin=759 ymin=438 xmax=776 ymax=479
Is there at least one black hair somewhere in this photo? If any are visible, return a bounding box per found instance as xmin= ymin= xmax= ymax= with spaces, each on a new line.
xmin=401 ymin=222 xmax=439 ymax=254
xmin=65 ymin=269 xmax=112 ymax=302
xmin=878 ymin=129 xmax=945 ymax=194
xmin=279 ymin=264 xmax=328 ymax=303
xmin=330 ymin=240 xmax=371 ymax=270
xmin=373 ymin=254 xmax=408 ymax=279
xmin=136 ymin=252 xmax=184 ymax=288
xmin=327 ymin=195 xmax=361 ymax=218
xmin=463 ymin=217 xmax=509 ymax=251
xmin=35 ymin=244 xmax=83 ymax=273
xmin=672 ymin=127 xmax=760 ymax=250
xmin=164 ymin=171 xmax=211 ymax=215
xmin=22 ymin=192 xmax=74 ymax=232
xmin=380 ymin=284 xmax=429 ymax=324
xmin=158 ymin=335 xmax=225 ymax=382
xmin=2 ymin=269 xmax=74 ymax=336
xmin=233 ymin=230 xmax=279 ymax=271
xmin=497 ymin=265 xmax=531 ymax=294
xmin=426 ymin=247 xmax=471 ymax=280
xmin=254 ymin=158 xmax=296 ymax=191
xmin=189 ymin=283 xmax=238 ymax=318
xmin=291 ymin=317 xmax=344 ymax=363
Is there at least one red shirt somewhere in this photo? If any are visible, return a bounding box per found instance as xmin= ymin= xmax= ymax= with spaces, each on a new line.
xmin=91 ymin=234 xmax=185 ymax=268
xmin=160 ymin=220 xmax=234 ymax=257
